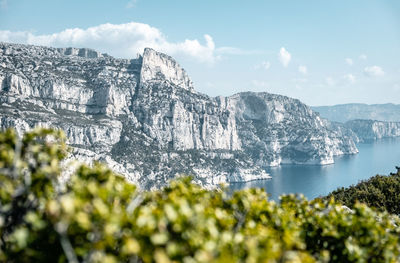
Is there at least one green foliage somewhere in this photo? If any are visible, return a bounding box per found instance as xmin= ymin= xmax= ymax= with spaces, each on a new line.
xmin=325 ymin=169 xmax=400 ymax=215
xmin=1 ymin=128 xmax=400 ymax=262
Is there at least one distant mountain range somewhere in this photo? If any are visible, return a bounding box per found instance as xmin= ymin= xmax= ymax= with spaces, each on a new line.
xmin=0 ymin=42 xmax=362 ymax=188
xmin=312 ymin=103 xmax=400 ymax=123
xmin=311 ymin=104 xmax=400 ymax=141
xmin=344 ymin=120 xmax=400 ymax=141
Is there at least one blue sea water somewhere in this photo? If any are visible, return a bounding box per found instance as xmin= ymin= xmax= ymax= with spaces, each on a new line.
xmin=229 ymin=137 xmax=400 ymax=200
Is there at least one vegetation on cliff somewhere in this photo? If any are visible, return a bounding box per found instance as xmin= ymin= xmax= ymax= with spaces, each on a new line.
xmin=325 ymin=167 xmax=400 ymax=215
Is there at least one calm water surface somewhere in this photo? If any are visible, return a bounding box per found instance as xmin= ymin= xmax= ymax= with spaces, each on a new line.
xmin=230 ymin=137 xmax=400 ymax=200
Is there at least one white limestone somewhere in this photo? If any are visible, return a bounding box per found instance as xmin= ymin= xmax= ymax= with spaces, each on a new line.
xmin=140 ymin=48 xmax=194 ymax=91
xmin=0 ymin=42 xmax=361 ymax=189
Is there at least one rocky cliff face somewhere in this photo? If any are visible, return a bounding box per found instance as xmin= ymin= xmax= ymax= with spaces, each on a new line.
xmin=0 ymin=42 xmax=358 ymax=189
xmin=345 ymin=119 xmax=400 ymax=141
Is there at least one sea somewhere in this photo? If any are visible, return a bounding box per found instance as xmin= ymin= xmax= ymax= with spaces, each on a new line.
xmin=230 ymin=137 xmax=400 ymax=200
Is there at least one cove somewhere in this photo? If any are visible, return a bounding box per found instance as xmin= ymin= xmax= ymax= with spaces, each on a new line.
xmin=230 ymin=137 xmax=400 ymax=200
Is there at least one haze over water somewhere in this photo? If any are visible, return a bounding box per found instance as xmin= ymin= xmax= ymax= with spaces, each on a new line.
xmin=230 ymin=138 xmax=400 ymax=200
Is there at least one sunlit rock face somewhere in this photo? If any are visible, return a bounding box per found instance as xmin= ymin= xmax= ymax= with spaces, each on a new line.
xmin=0 ymin=42 xmax=358 ymax=189
xmin=140 ymin=48 xmax=194 ymax=92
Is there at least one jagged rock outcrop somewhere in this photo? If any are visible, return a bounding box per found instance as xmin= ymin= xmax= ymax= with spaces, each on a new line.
xmin=56 ymin=47 xmax=108 ymax=58
xmin=0 ymin=42 xmax=358 ymax=189
xmin=345 ymin=119 xmax=400 ymax=141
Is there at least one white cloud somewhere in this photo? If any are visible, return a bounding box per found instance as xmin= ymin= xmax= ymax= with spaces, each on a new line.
xmin=0 ymin=22 xmax=221 ymax=64
xmin=251 ymin=80 xmax=269 ymax=88
xmin=254 ymin=61 xmax=271 ymax=71
xmin=326 ymin=77 xmax=335 ymax=86
xmin=364 ymin=66 xmax=385 ymax=77
xmin=344 ymin=74 xmax=355 ymax=83
xmin=278 ymin=47 xmax=291 ymax=67
xmin=393 ymin=84 xmax=400 ymax=91
xmin=298 ymin=65 xmax=307 ymax=74
xmin=345 ymin=58 xmax=353 ymax=66
xmin=359 ymin=54 xmax=367 ymax=60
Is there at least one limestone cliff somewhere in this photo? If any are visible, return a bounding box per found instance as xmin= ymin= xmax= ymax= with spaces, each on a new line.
xmin=0 ymin=42 xmax=358 ymax=189
xmin=345 ymin=119 xmax=400 ymax=141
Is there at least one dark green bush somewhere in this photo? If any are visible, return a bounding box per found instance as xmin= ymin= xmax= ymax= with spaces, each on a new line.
xmin=325 ymin=169 xmax=400 ymax=215
xmin=1 ymin=128 xmax=400 ymax=262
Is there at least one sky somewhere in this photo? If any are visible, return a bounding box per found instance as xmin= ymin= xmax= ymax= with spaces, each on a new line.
xmin=0 ymin=0 xmax=399 ymax=106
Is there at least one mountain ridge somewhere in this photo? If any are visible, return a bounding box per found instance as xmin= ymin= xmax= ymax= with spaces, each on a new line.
xmin=0 ymin=42 xmax=358 ymax=189
xmin=312 ymin=103 xmax=400 ymax=123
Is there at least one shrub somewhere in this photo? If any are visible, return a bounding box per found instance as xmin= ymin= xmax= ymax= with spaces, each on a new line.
xmin=325 ymin=169 xmax=400 ymax=215
xmin=1 ymin=128 xmax=400 ymax=262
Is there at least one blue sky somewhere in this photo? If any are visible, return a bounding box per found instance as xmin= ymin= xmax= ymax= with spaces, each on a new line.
xmin=1 ymin=0 xmax=399 ymax=106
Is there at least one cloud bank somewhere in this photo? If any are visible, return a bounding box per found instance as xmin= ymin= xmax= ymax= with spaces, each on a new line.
xmin=0 ymin=22 xmax=220 ymax=63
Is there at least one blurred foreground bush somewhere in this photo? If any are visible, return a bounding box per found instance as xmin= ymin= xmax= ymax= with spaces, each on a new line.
xmin=1 ymin=128 xmax=400 ymax=263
